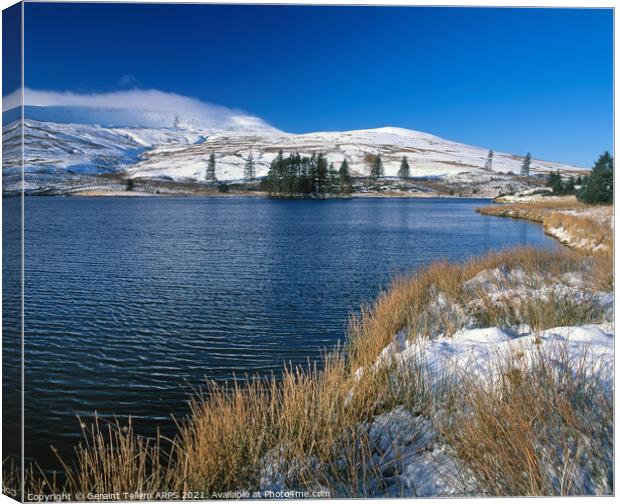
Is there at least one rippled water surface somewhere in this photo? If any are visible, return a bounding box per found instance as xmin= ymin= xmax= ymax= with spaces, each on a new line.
xmin=4 ymin=196 xmax=556 ymax=468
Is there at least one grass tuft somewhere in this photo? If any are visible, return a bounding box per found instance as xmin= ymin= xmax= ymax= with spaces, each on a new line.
xmin=441 ymin=346 xmax=613 ymax=495
xmin=8 ymin=245 xmax=612 ymax=498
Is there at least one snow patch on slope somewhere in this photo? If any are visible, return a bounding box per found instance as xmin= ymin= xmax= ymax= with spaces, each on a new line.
xmin=7 ymin=117 xmax=586 ymax=192
xmin=385 ymin=323 xmax=613 ymax=387
xmin=129 ymin=126 xmax=585 ymax=182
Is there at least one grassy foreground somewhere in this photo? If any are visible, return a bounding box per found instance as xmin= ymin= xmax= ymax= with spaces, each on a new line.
xmin=5 ymin=239 xmax=612 ymax=499
xmin=477 ymin=196 xmax=613 ymax=253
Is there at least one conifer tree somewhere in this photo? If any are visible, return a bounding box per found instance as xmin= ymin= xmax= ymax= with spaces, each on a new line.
xmin=370 ymin=154 xmax=384 ymax=179
xmin=546 ymin=170 xmax=562 ymax=189
xmin=398 ymin=156 xmax=410 ymax=179
xmin=274 ymin=150 xmax=285 ymax=194
xmin=578 ymin=151 xmax=613 ymax=203
xmin=262 ymin=152 xmax=357 ymax=198
xmin=282 ymin=154 xmax=294 ymax=195
xmin=520 ymin=152 xmax=531 ymax=178
xmin=316 ymin=153 xmax=329 ymax=194
xmin=552 ymin=175 xmax=565 ymax=194
xmin=328 ymin=162 xmax=339 ymax=193
xmin=244 ymin=153 xmax=255 ymax=181
xmin=308 ymin=153 xmax=319 ymax=194
xmin=266 ymin=155 xmax=278 ymax=195
xmin=290 ymin=153 xmax=302 ymax=195
xmin=484 ymin=150 xmax=494 ymax=172
xmin=300 ymin=157 xmax=311 ymax=194
xmin=339 ymin=159 xmax=353 ymax=194
xmin=206 ymin=152 xmax=217 ymax=183
xmin=564 ymin=176 xmax=576 ymax=194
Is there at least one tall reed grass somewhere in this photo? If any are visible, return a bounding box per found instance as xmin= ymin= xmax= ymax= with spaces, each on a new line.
xmin=5 ymin=244 xmax=613 ymax=498
xmin=441 ymin=346 xmax=613 ymax=495
xmin=477 ymin=197 xmax=613 ymax=253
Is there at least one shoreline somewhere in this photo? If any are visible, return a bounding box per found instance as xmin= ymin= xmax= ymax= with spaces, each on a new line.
xmin=477 ymin=195 xmax=613 ymax=253
xmin=8 ymin=198 xmax=613 ymax=499
xmin=8 ymin=190 xmax=494 ymax=200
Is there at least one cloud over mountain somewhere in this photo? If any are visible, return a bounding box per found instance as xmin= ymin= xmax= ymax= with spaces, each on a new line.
xmin=3 ymin=88 xmax=278 ymax=131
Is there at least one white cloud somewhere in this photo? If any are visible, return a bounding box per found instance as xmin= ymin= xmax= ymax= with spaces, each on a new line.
xmin=2 ymin=88 xmax=21 ymax=112
xmin=3 ymin=87 xmax=278 ymax=131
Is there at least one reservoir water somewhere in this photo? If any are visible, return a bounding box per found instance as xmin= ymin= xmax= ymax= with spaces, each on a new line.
xmin=3 ymin=196 xmax=557 ymax=469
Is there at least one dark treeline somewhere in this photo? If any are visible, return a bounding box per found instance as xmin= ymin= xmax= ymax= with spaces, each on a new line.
xmin=260 ymin=151 xmax=353 ymax=197
xmin=545 ymin=171 xmax=580 ymax=195
xmin=577 ymin=151 xmax=613 ymax=203
xmin=545 ymin=151 xmax=613 ymax=203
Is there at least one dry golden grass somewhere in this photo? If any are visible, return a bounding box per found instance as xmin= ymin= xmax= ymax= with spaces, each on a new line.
xmin=17 ymin=351 xmax=401 ymax=497
xmin=2 ymin=458 xmax=24 ymax=500
xmin=545 ymin=211 xmax=612 ymax=250
xmin=490 ymin=194 xmax=588 ymax=209
xmin=58 ymin=418 xmax=170 ymax=495
xmin=171 ymin=356 xmax=383 ymax=494
xmin=350 ymin=246 xmax=610 ymax=342
xmin=477 ymin=197 xmax=613 ymax=253
xmin=9 ymin=245 xmax=613 ymax=498
xmin=442 ymin=348 xmax=613 ymax=495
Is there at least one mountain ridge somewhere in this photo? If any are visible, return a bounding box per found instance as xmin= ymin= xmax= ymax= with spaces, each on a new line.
xmin=2 ymin=118 xmax=586 ymax=196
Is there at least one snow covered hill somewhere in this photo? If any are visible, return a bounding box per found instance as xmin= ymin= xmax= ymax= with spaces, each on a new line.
xmin=128 ymin=125 xmax=584 ymax=182
xmin=6 ymin=119 xmax=204 ymax=175
xmin=3 ymin=119 xmax=586 ymax=194
xmin=2 ymin=119 xmax=207 ymax=192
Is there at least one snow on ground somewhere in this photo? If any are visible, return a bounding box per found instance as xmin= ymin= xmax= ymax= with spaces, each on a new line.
xmin=495 ymin=187 xmax=554 ymax=202
xmin=364 ymin=262 xmax=614 ymax=394
xmin=356 ymin=407 xmax=462 ymax=497
xmin=547 ymin=205 xmax=613 ymax=253
xmin=546 ymin=226 xmax=605 ymax=253
xmin=342 ymin=262 xmax=614 ymax=497
xmin=382 ymin=323 xmax=613 ymax=389
xmin=261 ymin=272 xmax=614 ymax=498
xmin=6 ymin=118 xmax=586 ymax=193
xmin=4 ymin=119 xmax=203 ymax=176
xmin=268 ymin=320 xmax=613 ymax=496
xmin=483 ymin=194 xmax=613 ymax=253
xmin=344 ymin=321 xmax=613 ymax=497
xmin=559 ymin=205 xmax=614 ymax=232
xmin=129 ymin=126 xmax=585 ymax=182
xmin=259 ymin=404 xmax=464 ymax=497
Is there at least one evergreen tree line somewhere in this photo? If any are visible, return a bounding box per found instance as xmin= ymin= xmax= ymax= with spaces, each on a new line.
xmin=260 ymin=151 xmax=353 ymax=197
xmin=205 ymin=151 xmax=416 ymax=193
xmin=577 ymin=151 xmax=613 ymax=204
xmin=545 ymin=151 xmax=613 ymax=203
xmin=545 ymin=171 xmax=581 ymax=195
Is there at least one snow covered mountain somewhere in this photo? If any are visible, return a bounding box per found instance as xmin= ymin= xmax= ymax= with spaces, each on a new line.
xmin=3 ymin=118 xmax=586 ymax=195
xmin=2 ymin=119 xmax=206 ymax=192
xmin=127 ymin=125 xmax=584 ymax=182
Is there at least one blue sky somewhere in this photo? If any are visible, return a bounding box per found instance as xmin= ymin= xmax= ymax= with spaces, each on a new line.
xmin=23 ymin=3 xmax=612 ymax=167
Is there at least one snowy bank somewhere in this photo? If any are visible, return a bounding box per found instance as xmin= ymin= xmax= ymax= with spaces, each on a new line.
xmin=345 ymin=318 xmax=614 ymax=496
xmin=342 ymin=258 xmax=614 ymax=497
xmin=375 ymin=323 xmax=613 ymax=388
xmin=478 ymin=197 xmax=613 ymax=253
